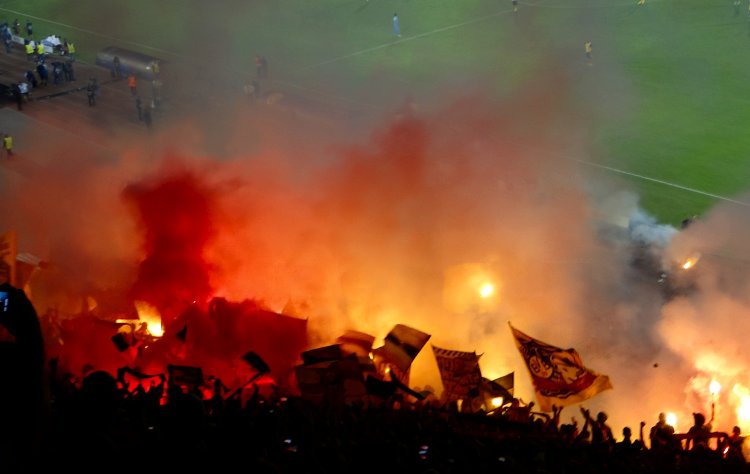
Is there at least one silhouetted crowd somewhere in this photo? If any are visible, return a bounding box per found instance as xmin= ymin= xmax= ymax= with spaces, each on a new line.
xmin=1 ymin=281 xmax=749 ymax=473
xmin=8 ymin=373 xmax=750 ymax=474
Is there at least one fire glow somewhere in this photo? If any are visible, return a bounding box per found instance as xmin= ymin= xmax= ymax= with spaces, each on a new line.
xmin=666 ymin=412 xmax=678 ymax=429
xmin=710 ymin=380 xmax=722 ymax=397
xmin=134 ymin=300 xmax=164 ymax=337
xmin=681 ymin=253 xmax=701 ymax=270
xmin=13 ymin=88 xmax=750 ymax=437
xmin=732 ymin=385 xmax=750 ymax=432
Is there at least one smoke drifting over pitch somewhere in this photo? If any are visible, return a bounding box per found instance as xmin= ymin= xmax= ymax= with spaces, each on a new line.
xmin=3 ymin=78 xmax=750 ymax=435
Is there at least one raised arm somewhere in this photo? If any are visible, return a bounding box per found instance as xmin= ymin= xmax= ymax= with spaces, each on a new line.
xmin=639 ymin=421 xmax=646 ymax=447
xmin=552 ymin=404 xmax=563 ymax=431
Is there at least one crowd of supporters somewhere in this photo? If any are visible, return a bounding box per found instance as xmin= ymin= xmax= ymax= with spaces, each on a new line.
xmin=0 ymin=367 xmax=746 ymax=473
xmin=0 ymin=280 xmax=749 ymax=473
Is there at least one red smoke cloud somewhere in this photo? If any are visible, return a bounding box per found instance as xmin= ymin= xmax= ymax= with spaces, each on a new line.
xmin=124 ymin=168 xmax=216 ymax=325
xmin=10 ymin=80 xmax=747 ymax=435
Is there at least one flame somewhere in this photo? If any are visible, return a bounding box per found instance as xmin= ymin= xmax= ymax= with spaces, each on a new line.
xmin=681 ymin=253 xmax=701 ymax=270
xmin=491 ymin=396 xmax=504 ymax=407
xmin=134 ymin=300 xmax=164 ymax=337
xmin=479 ymin=283 xmax=494 ymax=299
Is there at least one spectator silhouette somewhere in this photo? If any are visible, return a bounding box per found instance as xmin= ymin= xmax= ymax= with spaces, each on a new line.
xmin=53 ymin=370 xmax=133 ymax=471
xmin=724 ymin=425 xmax=746 ymax=465
xmin=686 ymin=411 xmax=712 ymax=451
xmin=0 ymin=282 xmax=48 ymax=471
xmin=581 ymin=407 xmax=615 ymax=448
xmin=649 ymin=412 xmax=677 ymax=451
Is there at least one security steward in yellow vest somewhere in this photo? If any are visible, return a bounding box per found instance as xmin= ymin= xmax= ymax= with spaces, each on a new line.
xmin=24 ymin=41 xmax=33 ymax=61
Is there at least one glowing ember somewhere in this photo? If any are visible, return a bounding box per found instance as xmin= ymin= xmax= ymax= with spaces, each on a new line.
xmin=491 ymin=397 xmax=504 ymax=407
xmin=479 ymin=283 xmax=494 ymax=299
xmin=681 ymin=253 xmax=701 ymax=270
xmin=134 ymin=300 xmax=164 ymax=338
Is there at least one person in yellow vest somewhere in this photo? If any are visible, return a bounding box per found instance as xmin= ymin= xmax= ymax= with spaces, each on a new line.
xmin=24 ymin=40 xmax=33 ymax=61
xmin=637 ymin=0 xmax=645 ymax=5
xmin=66 ymin=40 xmax=75 ymax=60
xmin=3 ymin=134 xmax=13 ymax=158
xmin=35 ymin=42 xmax=43 ymax=59
xmin=584 ymin=40 xmax=593 ymax=64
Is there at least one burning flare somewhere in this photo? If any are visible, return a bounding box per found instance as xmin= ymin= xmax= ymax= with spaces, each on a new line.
xmin=681 ymin=253 xmax=701 ymax=270
xmin=710 ymin=380 xmax=722 ymax=397
xmin=666 ymin=412 xmax=678 ymax=429
xmin=134 ymin=300 xmax=164 ymax=338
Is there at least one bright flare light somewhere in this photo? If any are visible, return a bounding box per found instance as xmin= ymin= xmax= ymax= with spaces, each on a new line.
xmin=134 ymin=300 xmax=164 ymax=338
xmin=681 ymin=253 xmax=701 ymax=270
xmin=491 ymin=397 xmax=504 ymax=407
xmin=738 ymin=397 xmax=750 ymax=428
xmin=666 ymin=412 xmax=678 ymax=428
xmin=710 ymin=380 xmax=722 ymax=396
xmin=733 ymin=385 xmax=750 ymax=429
xmin=443 ymin=263 xmax=501 ymax=313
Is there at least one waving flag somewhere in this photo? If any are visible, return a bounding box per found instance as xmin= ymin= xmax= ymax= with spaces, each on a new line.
xmin=336 ymin=330 xmax=375 ymax=358
xmin=509 ymin=323 xmax=612 ymax=411
xmin=376 ymin=324 xmax=431 ymax=373
xmin=432 ymin=345 xmax=482 ymax=401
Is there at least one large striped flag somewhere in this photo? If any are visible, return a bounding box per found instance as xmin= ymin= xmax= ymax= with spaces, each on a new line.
xmin=432 ymin=345 xmax=483 ymax=401
xmin=509 ymin=323 xmax=612 ymax=412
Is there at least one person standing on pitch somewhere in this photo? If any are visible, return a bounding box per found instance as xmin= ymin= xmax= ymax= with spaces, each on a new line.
xmin=3 ymin=133 xmax=13 ymax=158
xmin=127 ymin=74 xmax=138 ymax=96
xmin=393 ymin=13 xmax=401 ymax=38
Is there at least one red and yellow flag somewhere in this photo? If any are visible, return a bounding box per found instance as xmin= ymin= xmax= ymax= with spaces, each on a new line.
xmin=509 ymin=323 xmax=612 ymax=411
